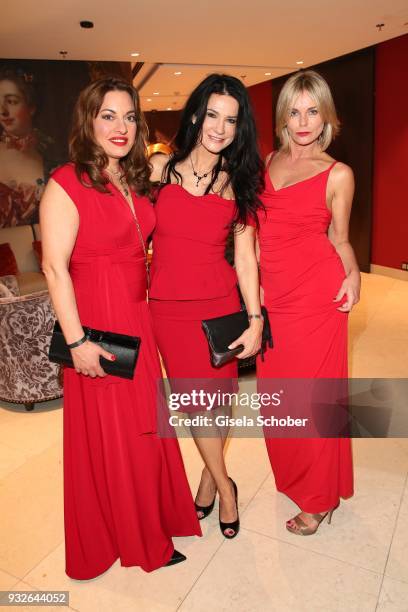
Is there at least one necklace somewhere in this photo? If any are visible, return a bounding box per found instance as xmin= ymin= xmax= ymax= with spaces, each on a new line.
xmin=0 ymin=130 xmax=38 ymax=152
xmin=106 ymin=168 xmax=129 ymax=197
xmin=107 ymin=169 xmax=149 ymax=288
xmin=189 ymin=155 xmax=215 ymax=188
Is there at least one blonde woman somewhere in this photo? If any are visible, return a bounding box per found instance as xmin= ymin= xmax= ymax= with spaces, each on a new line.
xmin=257 ymin=70 xmax=360 ymax=535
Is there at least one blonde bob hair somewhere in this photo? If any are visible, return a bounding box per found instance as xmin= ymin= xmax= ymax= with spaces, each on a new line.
xmin=276 ymin=70 xmax=340 ymax=152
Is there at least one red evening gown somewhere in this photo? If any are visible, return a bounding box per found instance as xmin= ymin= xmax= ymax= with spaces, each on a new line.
xmin=149 ymin=184 xmax=240 ymax=407
xmin=52 ymin=165 xmax=201 ymax=580
xmin=257 ymin=159 xmax=354 ymax=513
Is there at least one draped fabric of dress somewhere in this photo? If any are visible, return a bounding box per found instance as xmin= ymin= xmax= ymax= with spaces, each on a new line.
xmin=52 ymin=165 xmax=201 ymax=580
xmin=149 ymin=184 xmax=240 ymax=408
xmin=257 ymin=160 xmax=354 ymax=513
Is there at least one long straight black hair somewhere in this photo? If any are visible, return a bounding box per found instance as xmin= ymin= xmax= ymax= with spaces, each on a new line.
xmin=162 ymin=73 xmax=264 ymax=227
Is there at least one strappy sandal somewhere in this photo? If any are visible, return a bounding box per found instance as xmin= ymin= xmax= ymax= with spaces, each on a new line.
xmin=286 ymin=504 xmax=338 ymax=536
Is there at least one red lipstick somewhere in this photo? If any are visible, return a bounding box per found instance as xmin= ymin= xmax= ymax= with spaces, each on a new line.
xmin=109 ymin=137 xmax=128 ymax=147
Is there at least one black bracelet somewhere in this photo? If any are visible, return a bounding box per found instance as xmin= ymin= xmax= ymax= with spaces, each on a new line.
xmin=67 ymin=334 xmax=87 ymax=349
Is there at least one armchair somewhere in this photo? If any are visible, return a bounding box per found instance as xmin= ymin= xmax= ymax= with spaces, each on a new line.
xmin=0 ymin=289 xmax=62 ymax=410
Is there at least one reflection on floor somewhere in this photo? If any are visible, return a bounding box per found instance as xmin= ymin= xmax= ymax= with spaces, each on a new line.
xmin=1 ymin=272 xmax=408 ymax=611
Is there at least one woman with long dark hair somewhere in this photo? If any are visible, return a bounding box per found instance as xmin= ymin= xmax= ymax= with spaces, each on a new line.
xmin=40 ymin=76 xmax=200 ymax=579
xmin=149 ymin=74 xmax=264 ymax=539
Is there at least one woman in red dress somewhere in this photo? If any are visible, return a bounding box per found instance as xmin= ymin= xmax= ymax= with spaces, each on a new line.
xmin=149 ymin=74 xmax=264 ymax=538
xmin=258 ymin=70 xmax=360 ymax=535
xmin=40 ymin=77 xmax=201 ymax=579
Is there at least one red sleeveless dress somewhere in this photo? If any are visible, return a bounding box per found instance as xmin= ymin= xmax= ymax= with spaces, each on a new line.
xmin=149 ymin=184 xmax=240 ymax=405
xmin=52 ymin=165 xmax=200 ymax=579
xmin=257 ymin=158 xmax=354 ymax=513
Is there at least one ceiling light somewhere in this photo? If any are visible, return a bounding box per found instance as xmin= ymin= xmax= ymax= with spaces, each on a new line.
xmin=174 ymin=71 xmax=182 ymax=75
xmin=153 ymin=92 xmax=159 ymax=95
xmin=264 ymin=72 xmax=271 ymax=76
xmin=131 ymin=52 xmax=140 ymax=57
xmin=296 ymin=60 xmax=304 ymax=65
xmin=146 ymin=98 xmax=152 ymax=102
xmin=166 ymin=107 xmax=172 ymax=110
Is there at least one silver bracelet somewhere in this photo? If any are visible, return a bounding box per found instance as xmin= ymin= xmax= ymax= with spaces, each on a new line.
xmin=247 ymin=314 xmax=263 ymax=320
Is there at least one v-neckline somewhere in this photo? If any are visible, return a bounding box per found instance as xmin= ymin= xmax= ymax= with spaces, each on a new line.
xmin=109 ymin=180 xmax=137 ymax=220
xmin=266 ymin=165 xmax=334 ymax=193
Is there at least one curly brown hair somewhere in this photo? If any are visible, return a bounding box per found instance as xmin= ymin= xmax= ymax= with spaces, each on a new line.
xmin=69 ymin=76 xmax=151 ymax=196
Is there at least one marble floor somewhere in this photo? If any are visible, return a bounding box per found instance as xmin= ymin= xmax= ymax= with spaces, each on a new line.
xmin=1 ymin=272 xmax=407 ymax=612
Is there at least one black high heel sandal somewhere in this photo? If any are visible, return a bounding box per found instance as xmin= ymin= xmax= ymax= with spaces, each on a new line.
xmin=194 ymin=494 xmax=216 ymax=520
xmin=164 ymin=549 xmax=187 ymax=567
xmin=219 ymin=477 xmax=240 ymax=539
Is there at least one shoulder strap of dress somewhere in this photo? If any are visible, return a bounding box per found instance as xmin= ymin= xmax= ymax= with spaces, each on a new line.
xmin=328 ymin=160 xmax=338 ymax=171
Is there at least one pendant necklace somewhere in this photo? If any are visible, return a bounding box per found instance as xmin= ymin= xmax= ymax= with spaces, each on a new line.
xmin=189 ymin=155 xmax=214 ymax=188
xmin=107 ymin=168 xmax=129 ymax=197
xmin=120 ymin=178 xmax=129 ymax=198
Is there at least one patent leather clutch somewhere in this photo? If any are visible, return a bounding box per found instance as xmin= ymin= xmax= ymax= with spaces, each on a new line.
xmin=49 ymin=321 xmax=141 ymax=380
xmin=202 ymin=306 xmax=273 ymax=368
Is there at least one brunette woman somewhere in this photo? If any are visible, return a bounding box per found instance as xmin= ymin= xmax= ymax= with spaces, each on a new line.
xmin=149 ymin=74 xmax=264 ymax=539
xmin=40 ymin=77 xmax=201 ymax=579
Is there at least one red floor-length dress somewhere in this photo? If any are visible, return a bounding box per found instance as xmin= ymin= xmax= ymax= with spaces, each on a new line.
xmin=257 ymin=159 xmax=354 ymax=513
xmin=52 ymin=165 xmax=201 ymax=580
xmin=149 ymin=184 xmax=240 ymax=404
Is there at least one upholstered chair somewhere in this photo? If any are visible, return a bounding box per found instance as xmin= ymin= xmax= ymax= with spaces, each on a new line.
xmin=0 ymin=281 xmax=62 ymax=410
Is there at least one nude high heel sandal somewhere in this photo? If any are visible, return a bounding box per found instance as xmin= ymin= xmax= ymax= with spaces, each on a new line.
xmin=286 ymin=504 xmax=338 ymax=536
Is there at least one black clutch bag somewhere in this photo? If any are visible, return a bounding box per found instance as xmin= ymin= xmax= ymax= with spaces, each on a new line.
xmin=49 ymin=321 xmax=141 ymax=380
xmin=202 ymin=306 xmax=273 ymax=368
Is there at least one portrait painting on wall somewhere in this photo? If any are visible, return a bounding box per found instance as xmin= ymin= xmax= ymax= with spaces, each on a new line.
xmin=0 ymin=58 xmax=131 ymax=228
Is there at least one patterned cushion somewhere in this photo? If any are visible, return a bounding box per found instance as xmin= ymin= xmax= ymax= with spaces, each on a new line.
xmin=0 ymin=281 xmax=13 ymax=298
xmin=0 ymin=275 xmax=20 ymax=297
